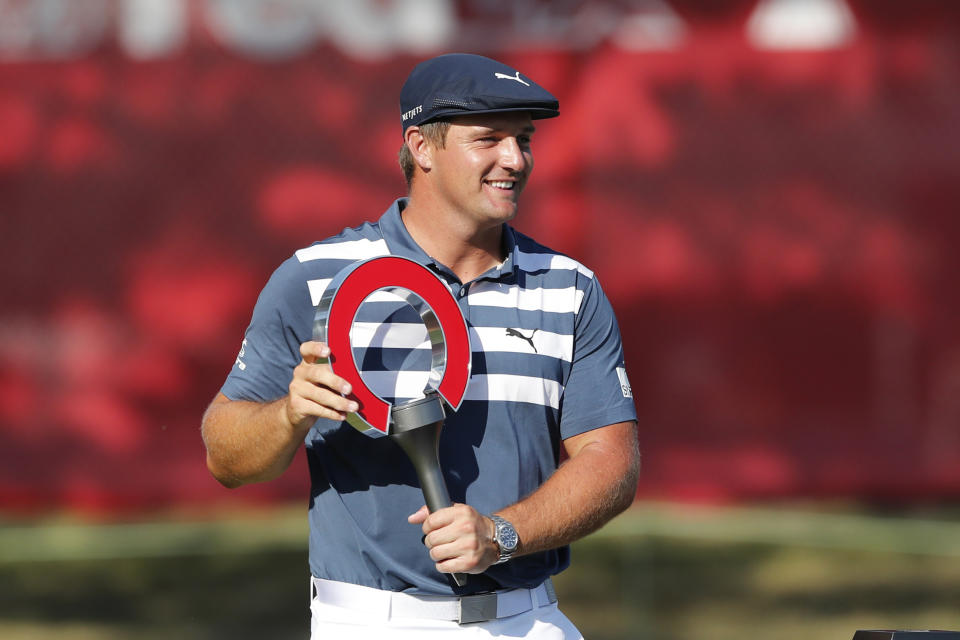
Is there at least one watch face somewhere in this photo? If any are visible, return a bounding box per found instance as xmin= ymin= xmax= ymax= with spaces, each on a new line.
xmin=499 ymin=522 xmax=519 ymax=551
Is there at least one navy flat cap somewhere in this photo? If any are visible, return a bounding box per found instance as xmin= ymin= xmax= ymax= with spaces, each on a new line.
xmin=399 ymin=53 xmax=559 ymax=134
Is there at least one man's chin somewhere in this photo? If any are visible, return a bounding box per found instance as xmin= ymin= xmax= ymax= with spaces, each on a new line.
xmin=487 ymin=193 xmax=521 ymax=215
xmin=491 ymin=202 xmax=520 ymax=221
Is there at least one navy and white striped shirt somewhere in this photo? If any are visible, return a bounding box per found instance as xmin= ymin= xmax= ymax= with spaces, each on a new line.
xmin=222 ymin=198 xmax=636 ymax=595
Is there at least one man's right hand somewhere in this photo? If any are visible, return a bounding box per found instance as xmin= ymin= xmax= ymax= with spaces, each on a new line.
xmin=285 ymin=341 xmax=359 ymax=427
xmin=202 ymin=341 xmax=360 ymax=488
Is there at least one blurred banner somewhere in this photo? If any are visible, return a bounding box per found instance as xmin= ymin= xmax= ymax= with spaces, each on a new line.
xmin=1 ymin=0 xmax=959 ymax=512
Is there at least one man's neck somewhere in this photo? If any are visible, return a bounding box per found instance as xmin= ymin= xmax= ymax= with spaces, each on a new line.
xmin=400 ymin=200 xmax=506 ymax=284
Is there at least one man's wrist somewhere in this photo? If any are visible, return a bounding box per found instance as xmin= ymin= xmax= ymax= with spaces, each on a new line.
xmin=279 ymin=396 xmax=312 ymax=433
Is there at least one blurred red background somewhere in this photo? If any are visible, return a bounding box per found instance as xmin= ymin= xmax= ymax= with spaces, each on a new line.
xmin=1 ymin=0 xmax=959 ymax=513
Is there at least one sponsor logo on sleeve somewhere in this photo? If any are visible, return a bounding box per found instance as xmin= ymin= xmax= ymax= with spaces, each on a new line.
xmin=616 ymin=366 xmax=632 ymax=398
xmin=235 ymin=338 xmax=248 ymax=371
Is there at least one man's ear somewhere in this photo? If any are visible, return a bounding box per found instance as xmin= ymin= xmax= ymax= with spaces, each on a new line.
xmin=405 ymin=126 xmax=433 ymax=172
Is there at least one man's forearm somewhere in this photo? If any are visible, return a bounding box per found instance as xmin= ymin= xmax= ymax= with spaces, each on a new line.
xmin=202 ymin=343 xmax=359 ymax=489
xmin=201 ymin=394 xmax=309 ymax=488
xmin=495 ymin=421 xmax=639 ymax=556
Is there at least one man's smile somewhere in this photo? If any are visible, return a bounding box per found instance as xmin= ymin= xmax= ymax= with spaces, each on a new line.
xmin=484 ymin=178 xmax=521 ymax=193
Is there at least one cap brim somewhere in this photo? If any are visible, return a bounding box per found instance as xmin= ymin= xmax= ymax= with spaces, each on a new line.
xmin=410 ymin=106 xmax=559 ymax=130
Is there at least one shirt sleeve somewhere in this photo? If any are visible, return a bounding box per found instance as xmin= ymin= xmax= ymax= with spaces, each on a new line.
xmin=558 ymin=275 xmax=638 ymax=440
xmin=220 ymin=256 xmax=313 ymax=403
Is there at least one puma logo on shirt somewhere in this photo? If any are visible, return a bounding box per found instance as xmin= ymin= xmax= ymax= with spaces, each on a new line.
xmin=505 ymin=327 xmax=539 ymax=353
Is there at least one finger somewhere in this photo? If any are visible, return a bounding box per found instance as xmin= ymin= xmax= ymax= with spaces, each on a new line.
xmin=407 ymin=505 xmax=429 ymax=524
xmin=299 ymin=341 xmax=330 ymax=364
xmin=291 ymin=371 xmax=350 ymax=401
xmin=293 ymin=350 xmax=353 ymax=396
xmin=431 ymin=544 xmax=487 ymax=575
xmin=419 ymin=510 xmax=459 ymax=541
xmin=286 ymin=393 xmax=350 ymax=424
xmin=428 ymin=540 xmax=459 ymax=563
xmin=287 ymin=379 xmax=359 ymax=425
xmin=300 ymin=364 xmax=353 ymax=397
xmin=431 ymin=526 xmax=496 ymax=575
xmin=422 ymin=510 xmax=481 ymax=552
xmin=291 ymin=379 xmax=358 ymax=414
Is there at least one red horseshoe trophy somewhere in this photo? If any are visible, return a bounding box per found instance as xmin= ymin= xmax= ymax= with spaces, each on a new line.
xmin=313 ymin=256 xmax=471 ymax=587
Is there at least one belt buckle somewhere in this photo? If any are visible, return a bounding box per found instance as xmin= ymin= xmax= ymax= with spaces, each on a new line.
xmin=458 ymin=592 xmax=498 ymax=624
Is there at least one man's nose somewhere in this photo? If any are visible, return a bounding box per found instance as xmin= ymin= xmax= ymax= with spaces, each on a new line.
xmin=499 ymin=137 xmax=527 ymax=172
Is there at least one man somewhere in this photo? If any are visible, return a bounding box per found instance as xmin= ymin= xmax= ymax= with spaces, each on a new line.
xmin=202 ymin=53 xmax=639 ymax=638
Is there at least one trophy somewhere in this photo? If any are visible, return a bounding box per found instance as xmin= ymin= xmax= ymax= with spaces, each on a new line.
xmin=313 ymin=255 xmax=472 ymax=587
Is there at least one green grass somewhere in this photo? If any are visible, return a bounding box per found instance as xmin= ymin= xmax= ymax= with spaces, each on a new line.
xmin=2 ymin=502 xmax=959 ymax=639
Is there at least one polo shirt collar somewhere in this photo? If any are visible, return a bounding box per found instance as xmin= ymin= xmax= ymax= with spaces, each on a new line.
xmin=495 ymin=224 xmax=519 ymax=282
xmin=378 ymin=198 xmax=433 ymax=264
xmin=378 ymin=197 xmax=518 ymax=283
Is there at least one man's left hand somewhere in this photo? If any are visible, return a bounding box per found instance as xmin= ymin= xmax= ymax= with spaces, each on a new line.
xmin=408 ymin=504 xmax=500 ymax=575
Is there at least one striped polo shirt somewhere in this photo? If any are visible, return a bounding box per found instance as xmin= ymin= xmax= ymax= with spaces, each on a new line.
xmin=221 ymin=198 xmax=636 ymax=596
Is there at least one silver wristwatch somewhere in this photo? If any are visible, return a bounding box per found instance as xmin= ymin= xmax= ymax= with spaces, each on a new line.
xmin=490 ymin=515 xmax=519 ymax=564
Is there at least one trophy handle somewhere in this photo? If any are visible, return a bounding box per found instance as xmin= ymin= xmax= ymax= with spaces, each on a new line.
xmin=392 ymin=394 xmax=468 ymax=588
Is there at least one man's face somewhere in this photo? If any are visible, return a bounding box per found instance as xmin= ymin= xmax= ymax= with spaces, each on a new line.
xmin=427 ymin=111 xmax=535 ymax=228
